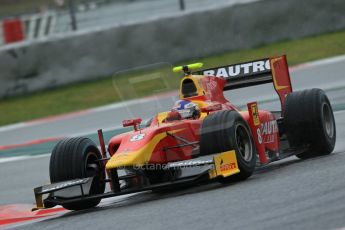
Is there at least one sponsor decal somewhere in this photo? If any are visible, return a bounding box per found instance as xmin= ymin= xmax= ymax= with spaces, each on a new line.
xmin=205 ymin=79 xmax=218 ymax=91
xmin=167 ymin=160 xmax=213 ymax=168
xmin=260 ymin=120 xmax=278 ymax=143
xmin=42 ymin=179 xmax=85 ymax=193
xmin=219 ymin=158 xmax=237 ymax=172
xmin=220 ymin=162 xmax=237 ymax=172
xmin=261 ymin=120 xmax=278 ymax=135
xmin=202 ymin=59 xmax=271 ymax=78
xmin=130 ymin=133 xmax=145 ymax=142
xmin=251 ymin=103 xmax=260 ymax=126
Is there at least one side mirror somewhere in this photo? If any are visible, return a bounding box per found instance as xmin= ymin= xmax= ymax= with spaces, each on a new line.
xmin=122 ymin=118 xmax=142 ymax=131
xmin=201 ymin=103 xmax=222 ymax=113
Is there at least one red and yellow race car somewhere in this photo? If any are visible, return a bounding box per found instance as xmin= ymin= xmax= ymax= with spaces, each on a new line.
xmin=33 ymin=55 xmax=336 ymax=211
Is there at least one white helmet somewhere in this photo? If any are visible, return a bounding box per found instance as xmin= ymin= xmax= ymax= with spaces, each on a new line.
xmin=172 ymin=100 xmax=200 ymax=119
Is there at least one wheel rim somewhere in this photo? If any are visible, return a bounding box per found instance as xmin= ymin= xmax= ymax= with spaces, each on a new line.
xmin=85 ymin=152 xmax=100 ymax=177
xmin=235 ymin=124 xmax=253 ymax=162
xmin=322 ymin=103 xmax=335 ymax=139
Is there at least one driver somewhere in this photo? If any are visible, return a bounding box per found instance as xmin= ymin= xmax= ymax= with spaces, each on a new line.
xmin=170 ymin=99 xmax=200 ymax=120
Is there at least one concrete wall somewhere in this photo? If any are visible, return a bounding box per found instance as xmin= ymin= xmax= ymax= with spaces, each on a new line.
xmin=1 ymin=0 xmax=345 ymax=98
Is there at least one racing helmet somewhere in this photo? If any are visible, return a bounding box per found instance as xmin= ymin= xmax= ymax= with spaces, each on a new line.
xmin=172 ymin=100 xmax=200 ymax=119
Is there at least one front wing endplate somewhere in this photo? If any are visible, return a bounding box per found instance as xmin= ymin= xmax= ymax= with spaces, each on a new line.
xmin=209 ymin=150 xmax=240 ymax=179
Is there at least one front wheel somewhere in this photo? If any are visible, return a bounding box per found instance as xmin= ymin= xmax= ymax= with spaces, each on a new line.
xmin=200 ymin=110 xmax=257 ymax=182
xmin=49 ymin=137 xmax=106 ymax=210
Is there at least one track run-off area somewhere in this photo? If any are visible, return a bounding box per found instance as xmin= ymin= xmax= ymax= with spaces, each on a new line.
xmin=1 ymin=55 xmax=345 ymax=229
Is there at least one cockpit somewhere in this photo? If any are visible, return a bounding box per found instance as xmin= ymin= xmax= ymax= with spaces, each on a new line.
xmin=181 ymin=78 xmax=198 ymax=98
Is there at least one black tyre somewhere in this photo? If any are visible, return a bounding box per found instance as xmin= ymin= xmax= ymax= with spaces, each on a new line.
xmin=284 ymin=88 xmax=336 ymax=159
xmin=49 ymin=137 xmax=106 ymax=210
xmin=200 ymin=110 xmax=257 ymax=182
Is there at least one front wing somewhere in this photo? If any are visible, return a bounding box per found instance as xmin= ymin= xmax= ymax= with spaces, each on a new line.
xmin=33 ymin=150 xmax=239 ymax=210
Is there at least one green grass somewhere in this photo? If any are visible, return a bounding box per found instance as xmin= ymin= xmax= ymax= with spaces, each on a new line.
xmin=1 ymin=30 xmax=345 ymax=126
xmin=195 ymin=30 xmax=345 ymax=68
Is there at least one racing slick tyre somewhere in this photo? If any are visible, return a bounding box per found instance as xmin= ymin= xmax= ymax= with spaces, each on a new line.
xmin=284 ymin=88 xmax=336 ymax=159
xmin=200 ymin=110 xmax=257 ymax=182
xmin=49 ymin=137 xmax=106 ymax=210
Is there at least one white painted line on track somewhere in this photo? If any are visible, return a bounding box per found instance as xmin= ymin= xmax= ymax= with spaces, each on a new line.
xmin=0 ymin=93 xmax=177 ymax=134
xmin=0 ymin=153 xmax=50 ymax=164
xmin=0 ymin=145 xmax=108 ymax=164
xmin=0 ymin=122 xmax=27 ymax=133
xmin=234 ymin=82 xmax=345 ymax=108
xmin=92 ymin=97 xmax=156 ymax=113
xmin=290 ymin=54 xmax=345 ymax=72
xmin=68 ymin=125 xmax=125 ymax=138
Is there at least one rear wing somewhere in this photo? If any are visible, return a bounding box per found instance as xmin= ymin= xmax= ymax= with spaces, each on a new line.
xmin=195 ymin=58 xmax=272 ymax=90
xmin=194 ymin=55 xmax=293 ymax=113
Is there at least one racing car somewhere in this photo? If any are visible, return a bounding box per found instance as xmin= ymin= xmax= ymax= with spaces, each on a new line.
xmin=33 ymin=55 xmax=336 ymax=211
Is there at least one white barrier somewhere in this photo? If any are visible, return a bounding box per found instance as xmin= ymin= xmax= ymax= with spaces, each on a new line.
xmin=0 ymin=12 xmax=57 ymax=46
xmin=21 ymin=12 xmax=57 ymax=40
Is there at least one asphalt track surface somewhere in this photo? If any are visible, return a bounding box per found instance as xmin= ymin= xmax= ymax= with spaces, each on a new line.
xmin=1 ymin=56 xmax=345 ymax=229
xmin=1 ymin=110 xmax=345 ymax=230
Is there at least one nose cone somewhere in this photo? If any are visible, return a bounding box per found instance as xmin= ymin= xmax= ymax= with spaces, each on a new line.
xmin=106 ymin=132 xmax=167 ymax=170
xmin=106 ymin=150 xmax=147 ymax=169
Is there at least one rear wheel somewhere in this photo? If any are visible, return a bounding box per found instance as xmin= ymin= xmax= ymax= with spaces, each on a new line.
xmin=200 ymin=110 xmax=256 ymax=182
xmin=49 ymin=137 xmax=106 ymax=210
xmin=284 ymin=88 xmax=336 ymax=159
